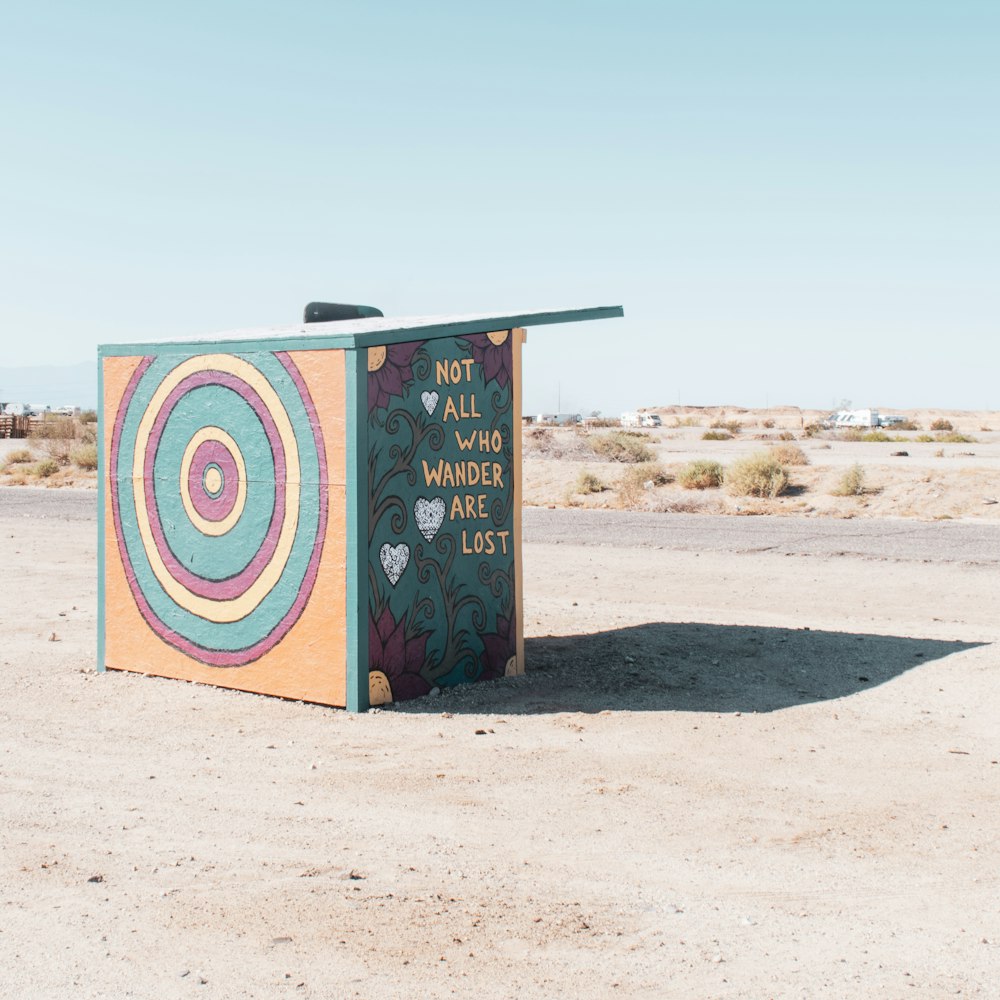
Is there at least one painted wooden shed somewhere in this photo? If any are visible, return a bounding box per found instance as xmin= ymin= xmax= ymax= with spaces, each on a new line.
xmin=98 ymin=306 xmax=623 ymax=710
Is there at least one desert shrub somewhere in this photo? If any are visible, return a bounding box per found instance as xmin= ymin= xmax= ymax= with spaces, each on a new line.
xmin=709 ymin=419 xmax=742 ymax=434
xmin=80 ymin=410 xmax=98 ymax=424
xmin=701 ymin=430 xmax=732 ymax=441
xmin=831 ymin=464 xmax=866 ymax=496
xmin=5 ymin=448 xmax=33 ymax=464
xmin=981 ymin=425 xmax=992 ymax=432
xmin=590 ymin=431 xmax=653 ymax=463
xmin=915 ymin=434 xmax=935 ymax=442
xmin=34 ymin=458 xmax=60 ymax=478
xmin=803 ymin=423 xmax=823 ymax=438
xmin=840 ymin=429 xmax=892 ymax=443
xmin=71 ymin=445 xmax=99 ymax=470
xmin=78 ymin=423 xmax=97 ymax=445
xmin=930 ymin=418 xmax=953 ymax=432
xmin=42 ymin=438 xmax=73 ymax=465
xmin=524 ymin=427 xmax=552 ymax=450
xmin=768 ymin=443 xmax=809 ymax=466
xmin=761 ymin=419 xmax=775 ymax=429
xmin=725 ymin=452 xmax=789 ymax=498
xmin=29 ymin=416 xmax=76 ymax=440
xmin=892 ymin=419 xmax=920 ymax=430
xmin=637 ymin=462 xmax=670 ymax=486
xmin=523 ymin=427 xmax=594 ymax=460
xmin=935 ymin=432 xmax=976 ymax=444
xmin=617 ymin=463 xmax=669 ymax=508
xmin=678 ymin=459 xmax=723 ymax=490
xmin=671 ymin=416 xmax=700 ymax=427
xmin=574 ymin=470 xmax=606 ymax=494
xmin=777 ymin=431 xmax=796 ymax=441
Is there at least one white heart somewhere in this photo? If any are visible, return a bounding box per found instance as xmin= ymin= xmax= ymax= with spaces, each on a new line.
xmin=421 ymin=390 xmax=439 ymax=416
xmin=379 ymin=543 xmax=409 ymax=586
xmin=414 ymin=496 xmax=446 ymax=542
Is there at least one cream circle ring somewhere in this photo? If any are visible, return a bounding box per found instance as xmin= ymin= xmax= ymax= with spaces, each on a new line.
xmin=178 ymin=426 xmax=248 ymax=538
xmin=131 ymin=354 xmax=301 ymax=624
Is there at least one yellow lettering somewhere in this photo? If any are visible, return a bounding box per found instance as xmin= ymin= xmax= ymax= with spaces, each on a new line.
xmin=461 ymin=528 xmax=504 ymax=554
xmin=422 ymin=459 xmax=444 ymax=487
xmin=442 ymin=396 xmax=459 ymax=422
xmin=457 ymin=394 xmax=481 ymax=419
xmin=492 ymin=463 xmax=503 ymax=488
xmin=455 ymin=430 xmax=477 ymax=451
xmin=449 ymin=494 xmax=490 ymax=521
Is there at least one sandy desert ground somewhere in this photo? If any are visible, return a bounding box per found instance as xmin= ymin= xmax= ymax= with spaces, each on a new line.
xmin=1 ymin=475 xmax=998 ymax=999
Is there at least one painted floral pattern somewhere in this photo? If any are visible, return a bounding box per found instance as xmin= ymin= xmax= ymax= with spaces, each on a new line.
xmin=460 ymin=332 xmax=513 ymax=389
xmin=368 ymin=606 xmax=432 ymax=702
xmin=368 ymin=341 xmax=426 ymax=413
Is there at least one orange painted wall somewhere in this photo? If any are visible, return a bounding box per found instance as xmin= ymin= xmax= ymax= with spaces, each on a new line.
xmin=102 ymin=349 xmax=348 ymax=706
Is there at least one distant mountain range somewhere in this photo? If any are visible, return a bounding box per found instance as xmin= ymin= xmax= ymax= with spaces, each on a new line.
xmin=0 ymin=361 xmax=96 ymax=408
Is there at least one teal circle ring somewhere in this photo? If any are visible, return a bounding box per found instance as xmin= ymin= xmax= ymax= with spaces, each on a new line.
xmin=109 ymin=352 xmax=328 ymax=666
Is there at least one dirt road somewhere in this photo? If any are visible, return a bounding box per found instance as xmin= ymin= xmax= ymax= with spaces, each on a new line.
xmin=2 ymin=492 xmax=998 ymax=998
xmin=524 ymin=507 xmax=1000 ymax=565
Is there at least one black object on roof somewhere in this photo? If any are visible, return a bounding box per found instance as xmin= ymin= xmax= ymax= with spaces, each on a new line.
xmin=303 ymin=302 xmax=384 ymax=323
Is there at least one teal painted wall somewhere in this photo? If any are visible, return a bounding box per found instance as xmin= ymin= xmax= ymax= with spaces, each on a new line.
xmin=366 ymin=332 xmax=517 ymax=704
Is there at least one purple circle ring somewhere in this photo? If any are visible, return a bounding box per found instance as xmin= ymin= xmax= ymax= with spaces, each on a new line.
xmin=141 ymin=370 xmax=287 ymax=601
xmin=188 ymin=439 xmax=240 ymax=522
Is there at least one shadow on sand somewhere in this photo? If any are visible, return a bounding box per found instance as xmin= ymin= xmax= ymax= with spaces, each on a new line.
xmin=392 ymin=622 xmax=985 ymax=715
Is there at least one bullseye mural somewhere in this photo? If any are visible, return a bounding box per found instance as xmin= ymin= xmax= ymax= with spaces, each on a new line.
xmin=108 ymin=352 xmax=329 ymax=668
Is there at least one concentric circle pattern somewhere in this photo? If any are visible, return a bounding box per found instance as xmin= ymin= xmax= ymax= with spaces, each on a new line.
xmin=111 ymin=352 xmax=328 ymax=666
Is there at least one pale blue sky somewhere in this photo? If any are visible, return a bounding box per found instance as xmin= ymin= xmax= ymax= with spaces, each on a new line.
xmin=1 ymin=1 xmax=997 ymax=413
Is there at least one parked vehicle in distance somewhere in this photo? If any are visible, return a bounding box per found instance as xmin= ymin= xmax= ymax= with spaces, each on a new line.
xmin=620 ymin=412 xmax=661 ymax=428
xmin=536 ymin=413 xmax=581 ymax=426
xmin=823 ymin=408 xmax=905 ymax=430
